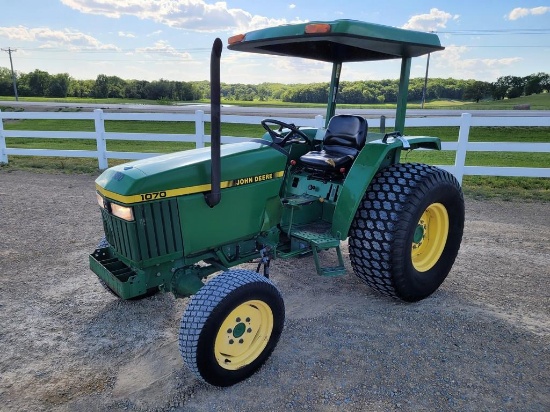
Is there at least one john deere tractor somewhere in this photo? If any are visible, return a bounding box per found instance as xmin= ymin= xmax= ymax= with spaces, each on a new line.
xmin=90 ymin=20 xmax=464 ymax=386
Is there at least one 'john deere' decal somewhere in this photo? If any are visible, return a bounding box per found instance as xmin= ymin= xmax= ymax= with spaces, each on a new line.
xmin=234 ymin=172 xmax=278 ymax=186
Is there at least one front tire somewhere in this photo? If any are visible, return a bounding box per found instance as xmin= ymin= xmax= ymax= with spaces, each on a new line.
xmin=348 ymin=163 xmax=464 ymax=302
xmin=179 ymin=269 xmax=285 ymax=386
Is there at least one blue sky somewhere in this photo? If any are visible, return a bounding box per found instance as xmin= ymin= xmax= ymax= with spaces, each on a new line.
xmin=1 ymin=0 xmax=549 ymax=84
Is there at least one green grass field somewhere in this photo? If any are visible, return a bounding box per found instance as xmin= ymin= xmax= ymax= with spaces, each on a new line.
xmin=2 ymin=91 xmax=550 ymax=110
xmin=1 ymin=99 xmax=549 ymax=201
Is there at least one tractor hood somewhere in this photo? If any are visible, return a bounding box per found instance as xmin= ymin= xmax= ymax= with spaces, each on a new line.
xmin=96 ymin=142 xmax=287 ymax=204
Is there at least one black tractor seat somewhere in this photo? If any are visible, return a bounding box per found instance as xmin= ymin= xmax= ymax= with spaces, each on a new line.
xmin=300 ymin=115 xmax=368 ymax=171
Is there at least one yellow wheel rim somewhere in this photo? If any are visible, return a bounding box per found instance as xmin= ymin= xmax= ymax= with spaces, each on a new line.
xmin=214 ymin=300 xmax=274 ymax=370
xmin=411 ymin=203 xmax=449 ymax=272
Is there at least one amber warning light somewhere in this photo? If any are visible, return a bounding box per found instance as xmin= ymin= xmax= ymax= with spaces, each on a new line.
xmin=305 ymin=23 xmax=331 ymax=34
xmin=228 ymin=34 xmax=245 ymax=45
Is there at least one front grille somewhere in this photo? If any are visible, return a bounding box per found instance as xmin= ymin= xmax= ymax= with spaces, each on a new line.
xmin=102 ymin=198 xmax=183 ymax=263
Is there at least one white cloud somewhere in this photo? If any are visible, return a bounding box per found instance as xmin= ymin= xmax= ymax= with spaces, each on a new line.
xmin=118 ymin=31 xmax=135 ymax=38
xmin=60 ymin=0 xmax=305 ymax=32
xmin=402 ymin=8 xmax=458 ymax=32
xmin=532 ymin=6 xmax=550 ymax=15
xmin=432 ymin=45 xmax=522 ymax=80
xmin=289 ymin=4 xmax=296 ymax=9
xmin=136 ymin=40 xmax=192 ymax=60
xmin=506 ymin=6 xmax=550 ymax=20
xmin=222 ymin=54 xmax=331 ymax=83
xmin=0 ymin=25 xmax=119 ymax=51
xmin=507 ymin=8 xmax=529 ymax=20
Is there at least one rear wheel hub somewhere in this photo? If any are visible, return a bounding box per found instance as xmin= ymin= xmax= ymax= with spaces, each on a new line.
xmin=411 ymin=202 xmax=449 ymax=272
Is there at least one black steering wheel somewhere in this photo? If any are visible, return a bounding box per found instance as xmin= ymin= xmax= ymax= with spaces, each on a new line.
xmin=260 ymin=119 xmax=311 ymax=147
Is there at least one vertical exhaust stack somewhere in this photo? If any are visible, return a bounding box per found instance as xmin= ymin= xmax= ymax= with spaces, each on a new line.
xmin=205 ymin=38 xmax=223 ymax=208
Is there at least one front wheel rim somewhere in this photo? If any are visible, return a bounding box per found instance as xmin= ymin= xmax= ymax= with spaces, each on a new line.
xmin=411 ymin=202 xmax=449 ymax=272
xmin=214 ymin=300 xmax=274 ymax=370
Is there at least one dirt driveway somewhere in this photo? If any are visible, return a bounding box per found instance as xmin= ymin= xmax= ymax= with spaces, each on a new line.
xmin=0 ymin=170 xmax=549 ymax=411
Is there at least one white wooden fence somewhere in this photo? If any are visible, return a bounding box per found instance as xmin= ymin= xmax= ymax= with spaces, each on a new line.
xmin=1 ymin=109 xmax=549 ymax=184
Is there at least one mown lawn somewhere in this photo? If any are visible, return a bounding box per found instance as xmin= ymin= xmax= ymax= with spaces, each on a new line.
xmin=2 ymin=91 xmax=550 ymax=110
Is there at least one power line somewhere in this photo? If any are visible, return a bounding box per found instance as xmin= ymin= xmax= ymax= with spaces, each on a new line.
xmin=1 ymin=47 xmax=18 ymax=101
xmin=466 ymin=45 xmax=549 ymax=48
xmin=12 ymin=47 xmax=212 ymax=54
xmin=436 ymin=28 xmax=550 ymax=35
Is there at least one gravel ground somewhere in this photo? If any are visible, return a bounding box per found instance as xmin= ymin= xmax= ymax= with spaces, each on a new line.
xmin=0 ymin=170 xmax=549 ymax=412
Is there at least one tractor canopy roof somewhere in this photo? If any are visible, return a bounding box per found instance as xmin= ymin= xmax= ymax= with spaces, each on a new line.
xmin=227 ymin=19 xmax=443 ymax=62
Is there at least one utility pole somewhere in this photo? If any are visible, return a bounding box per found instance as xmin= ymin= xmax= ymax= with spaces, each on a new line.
xmin=2 ymin=47 xmax=19 ymax=101
xmin=421 ymin=52 xmax=430 ymax=109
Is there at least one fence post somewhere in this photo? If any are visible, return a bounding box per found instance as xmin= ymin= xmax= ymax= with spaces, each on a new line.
xmin=94 ymin=109 xmax=108 ymax=170
xmin=380 ymin=115 xmax=386 ymax=134
xmin=314 ymin=115 xmax=324 ymax=129
xmin=0 ymin=110 xmax=7 ymax=164
xmin=195 ymin=110 xmax=205 ymax=148
xmin=454 ymin=113 xmax=472 ymax=185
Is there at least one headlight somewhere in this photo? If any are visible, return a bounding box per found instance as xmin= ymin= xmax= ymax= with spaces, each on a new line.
xmin=110 ymin=203 xmax=134 ymax=221
xmin=97 ymin=192 xmax=106 ymax=209
xmin=96 ymin=191 xmax=134 ymax=221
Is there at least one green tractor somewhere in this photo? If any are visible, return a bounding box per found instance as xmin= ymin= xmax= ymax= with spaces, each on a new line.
xmin=90 ymin=20 xmax=464 ymax=386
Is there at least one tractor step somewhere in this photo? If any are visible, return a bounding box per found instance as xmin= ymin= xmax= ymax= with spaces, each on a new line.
xmin=89 ymin=247 xmax=141 ymax=299
xmin=281 ymin=194 xmax=319 ymax=206
xmin=279 ymin=197 xmax=346 ymax=276
xmin=289 ymin=224 xmax=346 ymax=277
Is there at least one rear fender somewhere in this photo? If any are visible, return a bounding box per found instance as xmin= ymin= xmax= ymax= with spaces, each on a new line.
xmin=331 ymin=136 xmax=441 ymax=239
xmin=406 ymin=136 xmax=441 ymax=151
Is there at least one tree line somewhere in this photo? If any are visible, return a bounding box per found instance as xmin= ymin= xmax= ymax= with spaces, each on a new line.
xmin=1 ymin=67 xmax=548 ymax=103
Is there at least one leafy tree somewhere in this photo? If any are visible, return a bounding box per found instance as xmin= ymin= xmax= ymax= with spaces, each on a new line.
xmin=22 ymin=69 xmax=50 ymax=96
xmin=506 ymin=76 xmax=526 ymax=99
xmin=541 ymin=73 xmax=550 ymax=93
xmin=124 ymin=80 xmax=149 ymax=99
xmin=106 ymin=75 xmax=126 ymax=98
xmin=193 ymin=80 xmax=211 ymax=100
xmin=4 ymin=66 xmax=548 ymax=104
xmin=174 ymin=81 xmax=196 ymax=101
xmin=257 ymin=84 xmax=269 ymax=101
xmin=0 ymin=67 xmax=15 ymax=96
xmin=361 ymin=88 xmax=375 ymax=103
xmin=380 ymin=84 xmax=397 ymax=102
xmin=69 ymin=79 xmax=94 ymax=97
xmin=46 ymin=73 xmax=71 ymax=97
xmin=144 ymin=80 xmax=168 ymax=100
xmin=492 ymin=75 xmax=531 ymax=100
xmin=407 ymin=78 xmax=424 ymax=102
xmin=524 ymin=72 xmax=549 ymax=95
xmin=92 ymin=74 xmax=109 ymax=98
xmin=339 ymin=83 xmax=365 ymax=104
xmin=282 ymin=83 xmax=328 ymax=103
xmin=463 ymin=80 xmax=491 ymax=103
xmin=491 ymin=77 xmax=508 ymax=100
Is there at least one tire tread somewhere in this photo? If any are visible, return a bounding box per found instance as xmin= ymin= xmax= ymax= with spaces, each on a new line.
xmin=178 ymin=269 xmax=279 ymax=383
xmin=349 ymin=163 xmax=463 ymax=300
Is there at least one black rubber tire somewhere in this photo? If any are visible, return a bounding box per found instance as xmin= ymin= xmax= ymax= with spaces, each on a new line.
xmin=179 ymin=269 xmax=285 ymax=387
xmin=95 ymin=237 xmax=158 ymax=300
xmin=348 ymin=163 xmax=465 ymax=302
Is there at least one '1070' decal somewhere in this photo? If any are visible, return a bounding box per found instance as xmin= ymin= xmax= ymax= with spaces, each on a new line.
xmin=140 ymin=191 xmax=167 ymax=201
